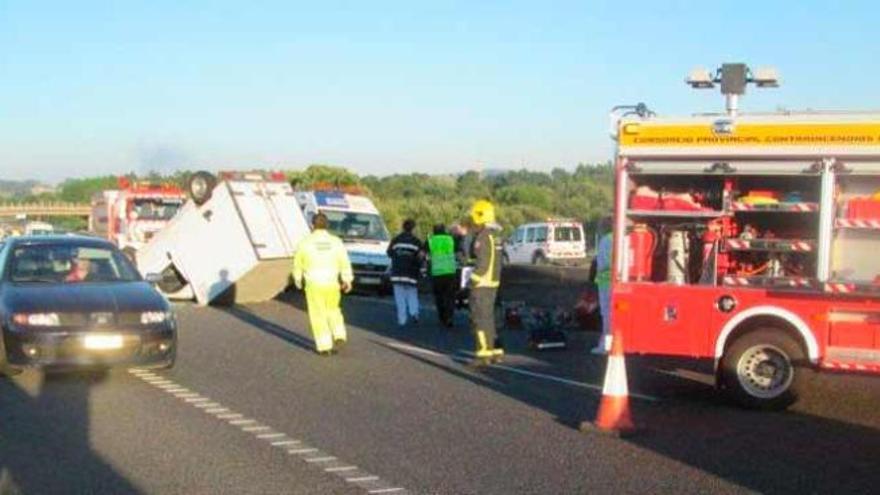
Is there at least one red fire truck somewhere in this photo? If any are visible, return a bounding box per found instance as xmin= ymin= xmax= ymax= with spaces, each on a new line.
xmin=89 ymin=177 xmax=185 ymax=259
xmin=610 ymin=64 xmax=880 ymax=409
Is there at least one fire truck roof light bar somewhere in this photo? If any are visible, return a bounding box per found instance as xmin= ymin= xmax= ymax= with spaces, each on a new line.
xmin=685 ymin=63 xmax=780 ymax=117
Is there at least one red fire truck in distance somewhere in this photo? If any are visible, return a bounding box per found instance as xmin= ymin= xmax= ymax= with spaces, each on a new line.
xmin=89 ymin=177 xmax=185 ymax=259
xmin=610 ymin=64 xmax=880 ymax=409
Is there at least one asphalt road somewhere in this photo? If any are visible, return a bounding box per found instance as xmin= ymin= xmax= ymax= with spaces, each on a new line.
xmin=1 ymin=292 xmax=878 ymax=494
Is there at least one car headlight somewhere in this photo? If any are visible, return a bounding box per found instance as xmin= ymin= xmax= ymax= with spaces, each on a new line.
xmin=140 ymin=311 xmax=170 ymax=325
xmin=12 ymin=313 xmax=61 ymax=326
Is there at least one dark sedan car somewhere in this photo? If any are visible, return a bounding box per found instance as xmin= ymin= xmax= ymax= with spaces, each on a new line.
xmin=0 ymin=235 xmax=176 ymax=375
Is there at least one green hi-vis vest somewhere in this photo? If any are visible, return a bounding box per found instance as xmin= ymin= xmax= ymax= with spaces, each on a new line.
xmin=428 ymin=234 xmax=457 ymax=277
xmin=595 ymin=270 xmax=611 ymax=289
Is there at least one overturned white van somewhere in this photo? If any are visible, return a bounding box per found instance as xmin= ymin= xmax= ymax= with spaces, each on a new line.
xmin=136 ymin=171 xmax=310 ymax=305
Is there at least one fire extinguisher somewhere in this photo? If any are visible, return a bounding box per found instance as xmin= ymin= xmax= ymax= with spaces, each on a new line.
xmin=627 ymin=224 xmax=656 ymax=281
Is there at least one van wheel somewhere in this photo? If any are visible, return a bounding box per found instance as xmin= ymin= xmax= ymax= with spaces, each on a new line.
xmin=502 ymin=253 xmax=510 ymax=266
xmin=123 ymin=246 xmax=137 ymax=265
xmin=187 ymin=171 xmax=217 ymax=206
xmin=532 ymin=252 xmax=548 ymax=266
xmin=720 ymin=328 xmax=812 ymax=411
xmin=157 ymin=264 xmax=187 ymax=294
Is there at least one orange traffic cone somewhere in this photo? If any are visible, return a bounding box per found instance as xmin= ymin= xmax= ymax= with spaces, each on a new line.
xmin=580 ymin=331 xmax=637 ymax=436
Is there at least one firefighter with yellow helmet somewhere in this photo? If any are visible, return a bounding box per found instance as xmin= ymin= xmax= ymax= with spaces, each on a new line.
xmin=293 ymin=212 xmax=354 ymax=356
xmin=468 ymin=199 xmax=504 ymax=364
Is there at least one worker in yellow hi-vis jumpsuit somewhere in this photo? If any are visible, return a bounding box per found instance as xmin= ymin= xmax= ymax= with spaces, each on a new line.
xmin=292 ymin=213 xmax=354 ymax=356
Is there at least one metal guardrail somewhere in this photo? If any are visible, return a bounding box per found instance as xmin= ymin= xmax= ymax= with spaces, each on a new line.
xmin=0 ymin=202 xmax=91 ymax=217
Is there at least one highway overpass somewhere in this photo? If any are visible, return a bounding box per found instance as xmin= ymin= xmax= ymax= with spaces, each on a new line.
xmin=0 ymin=202 xmax=91 ymax=218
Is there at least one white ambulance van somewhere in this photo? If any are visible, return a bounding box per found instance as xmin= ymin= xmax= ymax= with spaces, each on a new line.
xmin=294 ymin=189 xmax=392 ymax=293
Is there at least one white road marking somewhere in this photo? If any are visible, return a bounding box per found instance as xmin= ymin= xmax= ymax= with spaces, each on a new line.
xmin=242 ymin=426 xmax=271 ymax=432
xmin=385 ymin=341 xmax=660 ymax=401
xmin=325 ymin=466 xmax=358 ymax=472
xmin=385 ymin=342 xmax=445 ymax=358
xmin=347 ymin=476 xmax=380 ymax=483
xmin=257 ymin=433 xmax=286 ymax=439
xmin=129 ymin=367 xmax=406 ymax=492
xmin=271 ymin=440 xmax=301 ymax=446
xmin=289 ymin=448 xmax=319 ymax=454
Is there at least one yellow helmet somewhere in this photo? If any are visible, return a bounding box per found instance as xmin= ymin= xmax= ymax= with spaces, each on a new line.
xmin=470 ymin=199 xmax=496 ymax=226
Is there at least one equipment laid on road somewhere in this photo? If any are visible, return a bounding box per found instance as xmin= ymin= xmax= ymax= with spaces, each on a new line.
xmin=294 ymin=186 xmax=392 ymax=294
xmin=136 ymin=171 xmax=310 ymax=305
xmin=609 ymin=63 xmax=880 ymax=410
xmin=525 ymin=308 xmax=569 ymax=350
xmin=89 ymin=177 xmax=186 ymax=259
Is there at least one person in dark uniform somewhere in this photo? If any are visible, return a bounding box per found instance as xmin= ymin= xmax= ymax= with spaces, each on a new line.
xmin=387 ymin=219 xmax=424 ymax=327
xmin=468 ymin=200 xmax=504 ymax=365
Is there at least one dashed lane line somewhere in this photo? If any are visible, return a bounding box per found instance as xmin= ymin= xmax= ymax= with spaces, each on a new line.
xmin=271 ymin=440 xmax=301 ymax=446
xmin=326 ymin=466 xmax=358 ymax=473
xmin=347 ymin=476 xmax=380 ymax=483
xmin=289 ymin=448 xmax=319 ymax=455
xmin=257 ymin=433 xmax=286 ymax=439
xmin=128 ymin=368 xmax=408 ymax=494
xmin=242 ymin=425 xmax=271 ymax=432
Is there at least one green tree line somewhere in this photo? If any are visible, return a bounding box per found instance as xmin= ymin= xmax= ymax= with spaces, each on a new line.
xmin=11 ymin=164 xmax=613 ymax=241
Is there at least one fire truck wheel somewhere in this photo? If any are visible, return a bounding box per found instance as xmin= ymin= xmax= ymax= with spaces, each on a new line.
xmin=187 ymin=171 xmax=217 ymax=206
xmin=721 ymin=328 xmax=811 ymax=411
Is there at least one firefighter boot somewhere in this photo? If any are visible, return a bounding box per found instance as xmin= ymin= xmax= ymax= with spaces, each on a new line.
xmin=491 ymin=348 xmax=505 ymax=364
xmin=470 ymin=330 xmax=494 ymax=367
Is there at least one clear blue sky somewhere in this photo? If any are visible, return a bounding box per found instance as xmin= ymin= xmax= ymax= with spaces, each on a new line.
xmin=1 ymin=0 xmax=877 ymax=182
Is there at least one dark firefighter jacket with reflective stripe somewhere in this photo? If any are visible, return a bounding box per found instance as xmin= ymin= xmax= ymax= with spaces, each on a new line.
xmin=470 ymin=225 xmax=502 ymax=289
xmin=387 ymin=232 xmax=424 ymax=285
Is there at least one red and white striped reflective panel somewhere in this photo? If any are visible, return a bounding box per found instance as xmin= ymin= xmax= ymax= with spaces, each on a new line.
xmin=820 ymin=361 xmax=880 ymax=374
xmin=824 ymin=283 xmax=855 ymax=294
xmin=836 ymin=218 xmax=880 ymax=229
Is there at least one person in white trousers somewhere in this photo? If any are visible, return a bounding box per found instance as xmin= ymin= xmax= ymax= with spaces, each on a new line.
xmin=387 ymin=219 xmax=425 ymax=327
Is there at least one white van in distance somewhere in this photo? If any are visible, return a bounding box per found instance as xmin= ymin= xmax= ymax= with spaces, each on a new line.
xmin=504 ymin=220 xmax=586 ymax=265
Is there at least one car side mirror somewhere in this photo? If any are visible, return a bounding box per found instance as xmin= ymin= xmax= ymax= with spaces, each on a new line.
xmin=145 ymin=273 xmax=163 ymax=284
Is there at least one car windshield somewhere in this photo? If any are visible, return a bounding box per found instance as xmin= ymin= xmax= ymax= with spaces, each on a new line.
xmin=554 ymin=226 xmax=582 ymax=242
xmin=8 ymin=243 xmax=140 ymax=283
xmin=132 ymin=198 xmax=183 ymax=221
xmin=321 ymin=210 xmax=389 ymax=242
